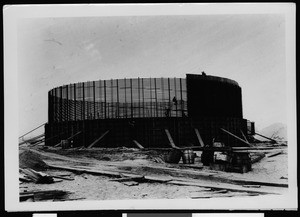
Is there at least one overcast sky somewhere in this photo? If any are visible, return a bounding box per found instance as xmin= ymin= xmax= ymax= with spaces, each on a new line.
xmin=17 ymin=14 xmax=287 ymax=136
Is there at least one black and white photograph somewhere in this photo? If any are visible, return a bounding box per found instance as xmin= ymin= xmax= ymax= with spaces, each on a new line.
xmin=4 ymin=3 xmax=297 ymax=211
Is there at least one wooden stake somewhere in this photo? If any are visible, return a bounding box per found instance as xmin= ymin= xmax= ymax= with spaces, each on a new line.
xmin=133 ymin=140 xmax=144 ymax=149
xmin=195 ymin=128 xmax=205 ymax=147
xmin=87 ymin=130 xmax=109 ymax=148
xmin=240 ymin=130 xmax=249 ymax=143
xmin=164 ymin=129 xmax=180 ymax=149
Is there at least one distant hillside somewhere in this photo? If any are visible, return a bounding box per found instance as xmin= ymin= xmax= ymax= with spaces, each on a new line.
xmin=256 ymin=123 xmax=287 ymax=141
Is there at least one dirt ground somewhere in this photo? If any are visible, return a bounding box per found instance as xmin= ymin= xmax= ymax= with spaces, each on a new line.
xmin=19 ymin=143 xmax=288 ymax=201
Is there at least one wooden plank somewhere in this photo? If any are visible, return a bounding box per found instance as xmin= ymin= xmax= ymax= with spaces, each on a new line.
xmin=190 ymin=191 xmax=259 ymax=199
xmin=221 ymin=128 xmax=251 ymax=146
xmin=133 ymin=140 xmax=144 ymax=149
xmin=144 ymin=175 xmax=173 ymax=182
xmin=168 ymin=180 xmax=278 ymax=195
xmin=232 ymin=147 xmax=284 ymax=150
xmin=255 ymin=132 xmax=278 ymax=143
xmin=266 ymin=151 xmax=284 ymax=158
xmin=47 ymin=164 xmax=121 ymax=177
xmin=51 ymin=175 xmax=74 ymax=181
xmin=195 ymin=128 xmax=205 ymax=147
xmin=164 ymin=129 xmax=180 ymax=149
xmin=87 ymin=130 xmax=109 ymax=148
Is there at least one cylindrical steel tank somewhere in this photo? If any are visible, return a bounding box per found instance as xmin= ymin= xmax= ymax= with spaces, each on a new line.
xmin=45 ymin=74 xmax=247 ymax=148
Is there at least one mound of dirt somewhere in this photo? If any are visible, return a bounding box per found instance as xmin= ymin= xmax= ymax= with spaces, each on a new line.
xmin=19 ymin=150 xmax=49 ymax=171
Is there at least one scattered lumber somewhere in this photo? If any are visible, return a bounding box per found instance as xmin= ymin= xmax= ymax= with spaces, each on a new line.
xmin=221 ymin=128 xmax=251 ymax=146
xmin=194 ymin=128 xmax=205 ymax=147
xmin=51 ymin=175 xmax=74 ymax=181
xmin=19 ymin=193 xmax=35 ymax=201
xmin=19 ymin=168 xmax=54 ymax=184
xmin=87 ymin=130 xmax=109 ymax=148
xmin=47 ymin=164 xmax=121 ymax=177
xmin=20 ymin=190 xmax=71 ymax=202
xmin=19 ymin=173 xmax=32 ymax=183
xmin=167 ymin=180 xmax=278 ymax=195
xmin=152 ymin=156 xmax=165 ymax=164
xmin=133 ymin=140 xmax=144 ymax=149
xmin=266 ymin=151 xmax=284 ymax=158
xmin=190 ymin=191 xmax=259 ymax=199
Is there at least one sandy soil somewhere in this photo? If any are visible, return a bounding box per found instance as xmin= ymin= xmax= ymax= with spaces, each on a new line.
xmin=19 ymin=144 xmax=288 ymax=201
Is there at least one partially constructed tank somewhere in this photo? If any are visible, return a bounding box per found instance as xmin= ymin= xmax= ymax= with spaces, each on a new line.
xmin=45 ymin=73 xmax=254 ymax=148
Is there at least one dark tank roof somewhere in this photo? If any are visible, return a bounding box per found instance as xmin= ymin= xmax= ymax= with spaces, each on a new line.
xmin=186 ymin=73 xmax=240 ymax=87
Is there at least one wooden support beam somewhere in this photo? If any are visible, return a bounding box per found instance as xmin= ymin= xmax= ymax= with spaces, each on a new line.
xmin=220 ymin=128 xmax=251 ymax=146
xmin=255 ymin=132 xmax=278 ymax=143
xmin=53 ymin=142 xmax=62 ymax=148
xmin=164 ymin=129 xmax=180 ymax=149
xmin=53 ymin=131 xmax=82 ymax=148
xmin=133 ymin=140 xmax=144 ymax=149
xmin=66 ymin=131 xmax=82 ymax=141
xmin=19 ymin=123 xmax=46 ymax=139
xmin=87 ymin=130 xmax=110 ymax=148
xmin=240 ymin=130 xmax=249 ymax=143
xmin=194 ymin=128 xmax=205 ymax=147
xmin=19 ymin=134 xmax=45 ymax=145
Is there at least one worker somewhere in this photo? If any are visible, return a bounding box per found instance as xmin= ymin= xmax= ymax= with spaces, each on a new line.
xmin=172 ymin=96 xmax=177 ymax=105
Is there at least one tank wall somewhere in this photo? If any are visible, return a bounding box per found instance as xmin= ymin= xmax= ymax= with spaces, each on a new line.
xmin=186 ymin=74 xmax=243 ymax=118
xmin=48 ymin=78 xmax=187 ymax=123
xmin=45 ymin=116 xmax=245 ymax=148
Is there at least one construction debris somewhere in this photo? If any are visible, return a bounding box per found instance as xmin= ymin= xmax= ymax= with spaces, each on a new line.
xmin=19 ymin=168 xmax=54 ymax=184
xmin=19 ymin=139 xmax=288 ymax=201
xmin=20 ymin=190 xmax=71 ymax=202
